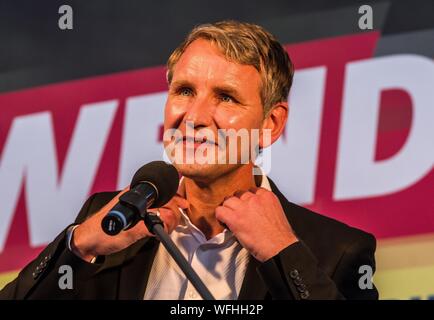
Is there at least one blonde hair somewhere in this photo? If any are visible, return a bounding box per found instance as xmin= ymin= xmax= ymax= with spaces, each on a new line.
xmin=167 ymin=20 xmax=294 ymax=116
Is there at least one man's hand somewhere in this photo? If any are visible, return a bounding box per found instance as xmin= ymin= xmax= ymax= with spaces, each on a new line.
xmin=215 ymin=187 xmax=298 ymax=262
xmin=71 ymin=187 xmax=189 ymax=262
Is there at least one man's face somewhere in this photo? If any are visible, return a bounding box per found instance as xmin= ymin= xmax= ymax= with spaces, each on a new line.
xmin=163 ymin=39 xmax=265 ymax=182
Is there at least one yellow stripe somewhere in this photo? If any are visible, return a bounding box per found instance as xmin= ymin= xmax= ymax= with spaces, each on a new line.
xmin=375 ymin=264 xmax=434 ymax=299
xmin=376 ymin=233 xmax=434 ymax=270
xmin=0 ymin=271 xmax=19 ymax=291
xmin=374 ymin=233 xmax=434 ymax=299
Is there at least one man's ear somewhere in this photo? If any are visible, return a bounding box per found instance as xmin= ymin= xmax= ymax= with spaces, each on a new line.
xmin=166 ymin=69 xmax=170 ymax=84
xmin=259 ymin=102 xmax=288 ymax=148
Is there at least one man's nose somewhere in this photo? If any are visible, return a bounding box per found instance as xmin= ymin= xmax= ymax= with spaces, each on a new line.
xmin=183 ymin=94 xmax=214 ymax=128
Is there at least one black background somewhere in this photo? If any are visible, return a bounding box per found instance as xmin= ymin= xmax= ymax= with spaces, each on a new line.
xmin=1 ymin=0 xmax=433 ymax=93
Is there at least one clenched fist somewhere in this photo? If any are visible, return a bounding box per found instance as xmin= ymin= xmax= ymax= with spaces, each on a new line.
xmin=215 ymin=187 xmax=298 ymax=262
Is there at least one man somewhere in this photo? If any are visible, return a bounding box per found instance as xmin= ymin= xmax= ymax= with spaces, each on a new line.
xmin=0 ymin=21 xmax=378 ymax=300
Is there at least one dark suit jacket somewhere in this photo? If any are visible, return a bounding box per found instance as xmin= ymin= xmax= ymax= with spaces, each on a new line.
xmin=0 ymin=179 xmax=378 ymax=300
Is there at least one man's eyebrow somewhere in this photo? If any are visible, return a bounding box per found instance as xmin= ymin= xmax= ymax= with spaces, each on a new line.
xmin=169 ymin=80 xmax=194 ymax=89
xmin=213 ymin=85 xmax=245 ymax=102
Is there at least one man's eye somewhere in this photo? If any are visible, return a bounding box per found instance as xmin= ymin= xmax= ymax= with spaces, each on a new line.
xmin=179 ymin=88 xmax=192 ymax=96
xmin=220 ymin=94 xmax=233 ymax=103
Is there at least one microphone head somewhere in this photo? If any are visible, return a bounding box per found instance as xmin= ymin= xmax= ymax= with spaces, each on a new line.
xmin=131 ymin=161 xmax=180 ymax=208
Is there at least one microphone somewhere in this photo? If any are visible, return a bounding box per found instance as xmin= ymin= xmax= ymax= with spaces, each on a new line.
xmin=101 ymin=161 xmax=179 ymax=235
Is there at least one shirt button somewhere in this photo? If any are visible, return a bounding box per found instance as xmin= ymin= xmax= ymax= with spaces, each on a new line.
xmin=189 ymin=291 xmax=197 ymax=299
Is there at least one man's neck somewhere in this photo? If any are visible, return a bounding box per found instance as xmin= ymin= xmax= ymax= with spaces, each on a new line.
xmin=183 ymin=164 xmax=256 ymax=240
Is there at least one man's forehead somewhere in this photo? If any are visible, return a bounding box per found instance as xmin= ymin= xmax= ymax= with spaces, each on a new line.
xmin=171 ymin=39 xmax=261 ymax=87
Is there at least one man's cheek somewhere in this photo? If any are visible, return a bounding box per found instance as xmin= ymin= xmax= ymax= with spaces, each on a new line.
xmin=214 ymin=111 xmax=243 ymax=128
xmin=165 ymin=99 xmax=187 ymax=121
xmin=214 ymin=109 xmax=259 ymax=131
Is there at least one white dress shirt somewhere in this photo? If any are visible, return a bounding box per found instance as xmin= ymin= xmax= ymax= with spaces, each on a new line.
xmin=143 ymin=172 xmax=272 ymax=300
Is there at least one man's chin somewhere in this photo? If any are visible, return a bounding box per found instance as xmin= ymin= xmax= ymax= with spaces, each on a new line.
xmin=174 ymin=162 xmax=238 ymax=183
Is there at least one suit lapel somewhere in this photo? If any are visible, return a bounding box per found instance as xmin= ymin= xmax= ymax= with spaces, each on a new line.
xmin=237 ymin=255 xmax=269 ymax=300
xmin=117 ymin=237 xmax=160 ymax=299
xmin=268 ymin=178 xmax=307 ymax=247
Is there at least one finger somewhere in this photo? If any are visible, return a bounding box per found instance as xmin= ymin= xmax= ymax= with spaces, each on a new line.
xmin=215 ymin=206 xmax=235 ymax=231
xmin=223 ymin=195 xmax=231 ymax=202
xmin=159 ymin=208 xmax=182 ymax=233
xmin=221 ymin=196 xmax=242 ymax=210
xmin=171 ymin=195 xmax=189 ymax=209
xmin=233 ymin=190 xmax=254 ymax=201
xmin=162 ymin=205 xmax=183 ymax=227
xmin=215 ymin=205 xmax=231 ymax=225
xmin=129 ymin=219 xmax=154 ymax=238
xmin=162 ymin=198 xmax=184 ymax=216
xmin=249 ymin=187 xmax=267 ymax=195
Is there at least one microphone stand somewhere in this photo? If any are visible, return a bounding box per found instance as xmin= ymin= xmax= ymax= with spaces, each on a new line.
xmin=142 ymin=211 xmax=216 ymax=300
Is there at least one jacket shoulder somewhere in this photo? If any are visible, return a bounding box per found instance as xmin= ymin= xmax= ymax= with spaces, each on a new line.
xmin=287 ymin=201 xmax=376 ymax=254
xmin=268 ymin=178 xmax=375 ymax=263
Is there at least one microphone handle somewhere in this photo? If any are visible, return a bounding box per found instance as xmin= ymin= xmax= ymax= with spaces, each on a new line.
xmin=101 ymin=202 xmax=136 ymax=235
xmin=101 ymin=182 xmax=157 ymax=235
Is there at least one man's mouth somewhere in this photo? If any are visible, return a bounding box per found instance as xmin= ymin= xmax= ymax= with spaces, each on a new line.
xmin=181 ymin=136 xmax=218 ymax=148
xmin=182 ymin=137 xmax=217 ymax=145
